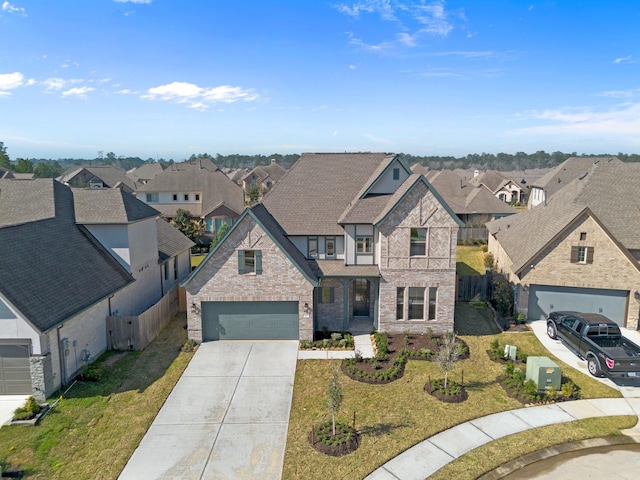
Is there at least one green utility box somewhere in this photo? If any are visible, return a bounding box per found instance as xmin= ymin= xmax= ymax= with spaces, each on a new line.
xmin=525 ymin=356 xmax=561 ymax=392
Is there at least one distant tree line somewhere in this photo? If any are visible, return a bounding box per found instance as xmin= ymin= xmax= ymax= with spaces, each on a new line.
xmin=3 ymin=140 xmax=640 ymax=177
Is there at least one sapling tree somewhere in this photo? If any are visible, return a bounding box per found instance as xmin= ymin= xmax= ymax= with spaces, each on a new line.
xmin=326 ymin=362 xmax=343 ymax=436
xmin=435 ymin=331 xmax=461 ymax=390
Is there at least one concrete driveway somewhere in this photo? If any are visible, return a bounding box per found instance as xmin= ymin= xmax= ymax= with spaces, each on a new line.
xmin=119 ymin=340 xmax=298 ymax=480
xmin=0 ymin=395 xmax=29 ymax=427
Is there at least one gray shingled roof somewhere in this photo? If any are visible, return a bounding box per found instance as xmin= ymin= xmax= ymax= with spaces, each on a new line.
xmin=487 ymin=161 xmax=640 ymax=273
xmin=262 ymin=153 xmax=396 ymax=235
xmin=0 ymin=179 xmax=60 ymax=227
xmin=470 ymin=170 xmax=516 ymax=193
xmin=58 ymin=165 xmax=137 ymax=191
xmin=137 ymin=168 xmax=244 ymax=218
xmin=314 ymin=261 xmax=380 ymax=277
xmin=73 ymin=188 xmax=160 ymax=224
xmin=0 ymin=180 xmax=134 ymax=332
xmin=157 ymin=219 xmax=195 ymax=263
xmin=126 ymin=162 xmax=165 ymax=183
xmin=418 ymin=168 xmax=517 ymax=215
xmin=532 ymin=156 xmax=622 ymax=198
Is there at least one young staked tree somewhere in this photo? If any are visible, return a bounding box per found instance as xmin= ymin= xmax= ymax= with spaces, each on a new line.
xmin=435 ymin=331 xmax=461 ymax=389
xmin=326 ymin=362 xmax=343 ymax=436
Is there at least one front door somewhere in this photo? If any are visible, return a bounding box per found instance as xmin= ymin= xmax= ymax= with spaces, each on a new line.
xmin=353 ymin=279 xmax=369 ymax=317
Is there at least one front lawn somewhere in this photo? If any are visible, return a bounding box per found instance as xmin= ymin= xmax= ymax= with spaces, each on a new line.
xmin=282 ymin=329 xmax=623 ymax=480
xmin=0 ymin=314 xmax=193 ymax=479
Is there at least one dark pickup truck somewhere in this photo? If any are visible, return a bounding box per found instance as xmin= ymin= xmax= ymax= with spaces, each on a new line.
xmin=546 ymin=311 xmax=640 ymax=378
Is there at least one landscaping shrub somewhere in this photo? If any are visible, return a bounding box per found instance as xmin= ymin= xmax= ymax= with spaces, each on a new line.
xmin=77 ymin=363 xmax=106 ymax=382
xmin=13 ymin=396 xmax=41 ymax=421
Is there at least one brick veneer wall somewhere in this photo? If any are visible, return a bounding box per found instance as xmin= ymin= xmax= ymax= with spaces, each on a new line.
xmin=377 ymin=182 xmax=459 ymax=335
xmin=489 ymin=213 xmax=640 ymax=329
xmin=185 ymin=215 xmax=315 ymax=341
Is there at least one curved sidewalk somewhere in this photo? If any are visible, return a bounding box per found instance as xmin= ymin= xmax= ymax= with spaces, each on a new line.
xmin=364 ymin=397 xmax=640 ymax=480
xmin=366 ymin=319 xmax=640 ymax=480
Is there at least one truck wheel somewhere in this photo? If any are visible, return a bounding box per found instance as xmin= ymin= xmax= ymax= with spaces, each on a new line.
xmin=547 ymin=323 xmax=557 ymax=340
xmin=587 ymin=355 xmax=603 ymax=377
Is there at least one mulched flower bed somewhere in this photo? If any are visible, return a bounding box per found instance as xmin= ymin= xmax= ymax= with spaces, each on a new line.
xmin=424 ymin=378 xmax=468 ymax=403
xmin=341 ymin=333 xmax=470 ymax=384
xmin=496 ymin=375 xmax=580 ymax=405
xmin=308 ymin=421 xmax=361 ymax=456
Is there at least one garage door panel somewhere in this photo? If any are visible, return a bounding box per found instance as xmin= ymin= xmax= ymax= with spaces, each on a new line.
xmin=528 ymin=285 xmax=628 ymax=326
xmin=202 ymin=301 xmax=299 ymax=341
xmin=0 ymin=344 xmax=32 ymax=395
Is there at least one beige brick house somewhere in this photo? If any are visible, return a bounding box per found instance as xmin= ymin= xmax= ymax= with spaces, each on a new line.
xmin=487 ymin=161 xmax=640 ymax=329
xmin=183 ymin=153 xmax=463 ymax=342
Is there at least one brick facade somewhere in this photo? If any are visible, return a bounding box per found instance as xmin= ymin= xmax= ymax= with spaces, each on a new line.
xmin=377 ymin=182 xmax=459 ymax=335
xmin=185 ymin=215 xmax=316 ymax=341
xmin=489 ymin=212 xmax=640 ymax=329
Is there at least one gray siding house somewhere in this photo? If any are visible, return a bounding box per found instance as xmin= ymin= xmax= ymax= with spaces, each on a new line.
xmin=0 ymin=179 xmax=193 ymax=401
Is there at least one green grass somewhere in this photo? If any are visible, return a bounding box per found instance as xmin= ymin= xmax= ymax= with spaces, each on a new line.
xmin=456 ymin=245 xmax=486 ymax=275
xmin=282 ymin=319 xmax=625 ymax=479
xmin=0 ymin=314 xmax=194 ymax=479
xmin=454 ymin=301 xmax=500 ymax=335
xmin=191 ymin=254 xmax=206 ymax=269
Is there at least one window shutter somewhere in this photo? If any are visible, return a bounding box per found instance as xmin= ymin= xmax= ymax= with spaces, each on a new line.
xmin=570 ymin=246 xmax=578 ymax=263
xmin=586 ymin=247 xmax=594 ymax=264
xmin=255 ymin=250 xmax=262 ymax=274
xmin=329 ymin=287 xmax=335 ymax=303
xmin=237 ymin=250 xmax=244 ymax=274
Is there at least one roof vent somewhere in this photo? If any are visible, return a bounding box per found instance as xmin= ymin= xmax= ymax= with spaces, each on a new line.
xmin=578 ymin=172 xmax=588 ymax=180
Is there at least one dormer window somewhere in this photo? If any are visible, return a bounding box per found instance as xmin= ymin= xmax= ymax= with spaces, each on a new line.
xmin=393 ymin=167 xmax=400 ymax=180
xmin=356 ymin=236 xmax=373 ymax=254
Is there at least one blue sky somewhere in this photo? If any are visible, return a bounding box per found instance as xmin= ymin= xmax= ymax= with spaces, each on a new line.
xmin=1 ymin=1 xmax=639 ymax=160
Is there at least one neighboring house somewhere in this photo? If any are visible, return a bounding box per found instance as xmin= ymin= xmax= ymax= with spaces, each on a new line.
xmin=486 ymin=161 xmax=640 ymax=329
xmin=527 ymin=156 xmax=622 ymax=209
xmin=470 ymin=170 xmax=526 ymax=204
xmin=241 ymin=159 xmax=288 ymax=200
xmin=136 ymin=159 xmax=245 ymax=243
xmin=126 ymin=162 xmax=165 ymax=185
xmin=0 ymin=168 xmax=15 ymax=179
xmin=0 ymin=179 xmax=193 ymax=401
xmin=58 ymin=165 xmax=137 ymax=193
xmin=412 ymin=165 xmax=517 ymax=230
xmin=182 ymin=152 xmax=463 ymax=343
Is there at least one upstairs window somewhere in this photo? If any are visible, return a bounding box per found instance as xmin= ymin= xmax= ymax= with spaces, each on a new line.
xmin=238 ymin=250 xmax=262 ymax=274
xmin=183 ymin=194 xmax=189 ymax=201
xmin=356 ymin=236 xmax=373 ymax=254
xmin=571 ymin=246 xmax=593 ymax=264
xmin=325 ymin=238 xmax=335 ymax=258
xmin=580 ymin=232 xmax=587 ymax=241
xmin=308 ymin=237 xmax=318 ymax=258
xmin=393 ymin=167 xmax=400 ymax=180
xmin=410 ymin=228 xmax=426 ymax=256
xmin=172 ymin=194 xmax=178 ymax=201
xmin=195 ymin=194 xmax=200 ymax=201
xmin=146 ymin=193 xmax=158 ymax=203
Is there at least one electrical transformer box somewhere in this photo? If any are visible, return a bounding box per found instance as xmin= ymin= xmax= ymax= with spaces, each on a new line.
xmin=525 ymin=356 xmax=561 ymax=392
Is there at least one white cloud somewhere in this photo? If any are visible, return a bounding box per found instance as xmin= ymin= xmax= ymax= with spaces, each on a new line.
xmin=142 ymin=81 xmax=259 ymax=110
xmin=0 ymin=72 xmax=25 ymax=91
xmin=613 ymin=55 xmax=632 ymax=64
xmin=515 ymin=102 xmax=640 ymax=136
xmin=336 ymin=0 xmax=456 ymax=51
xmin=2 ymin=1 xmax=26 ymax=14
xmin=62 ymin=86 xmax=95 ymax=98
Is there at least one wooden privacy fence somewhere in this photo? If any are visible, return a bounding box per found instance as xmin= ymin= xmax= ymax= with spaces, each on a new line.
xmin=107 ymin=285 xmax=179 ymax=351
xmin=457 ymin=273 xmax=492 ymax=301
xmin=457 ymin=227 xmax=489 ymax=242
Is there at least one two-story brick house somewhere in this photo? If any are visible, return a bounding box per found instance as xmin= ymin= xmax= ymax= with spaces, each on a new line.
xmin=183 ymin=153 xmax=463 ymax=342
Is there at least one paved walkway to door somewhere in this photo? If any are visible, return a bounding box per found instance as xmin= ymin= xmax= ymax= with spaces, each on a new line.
xmin=118 ymin=341 xmax=298 ymax=480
